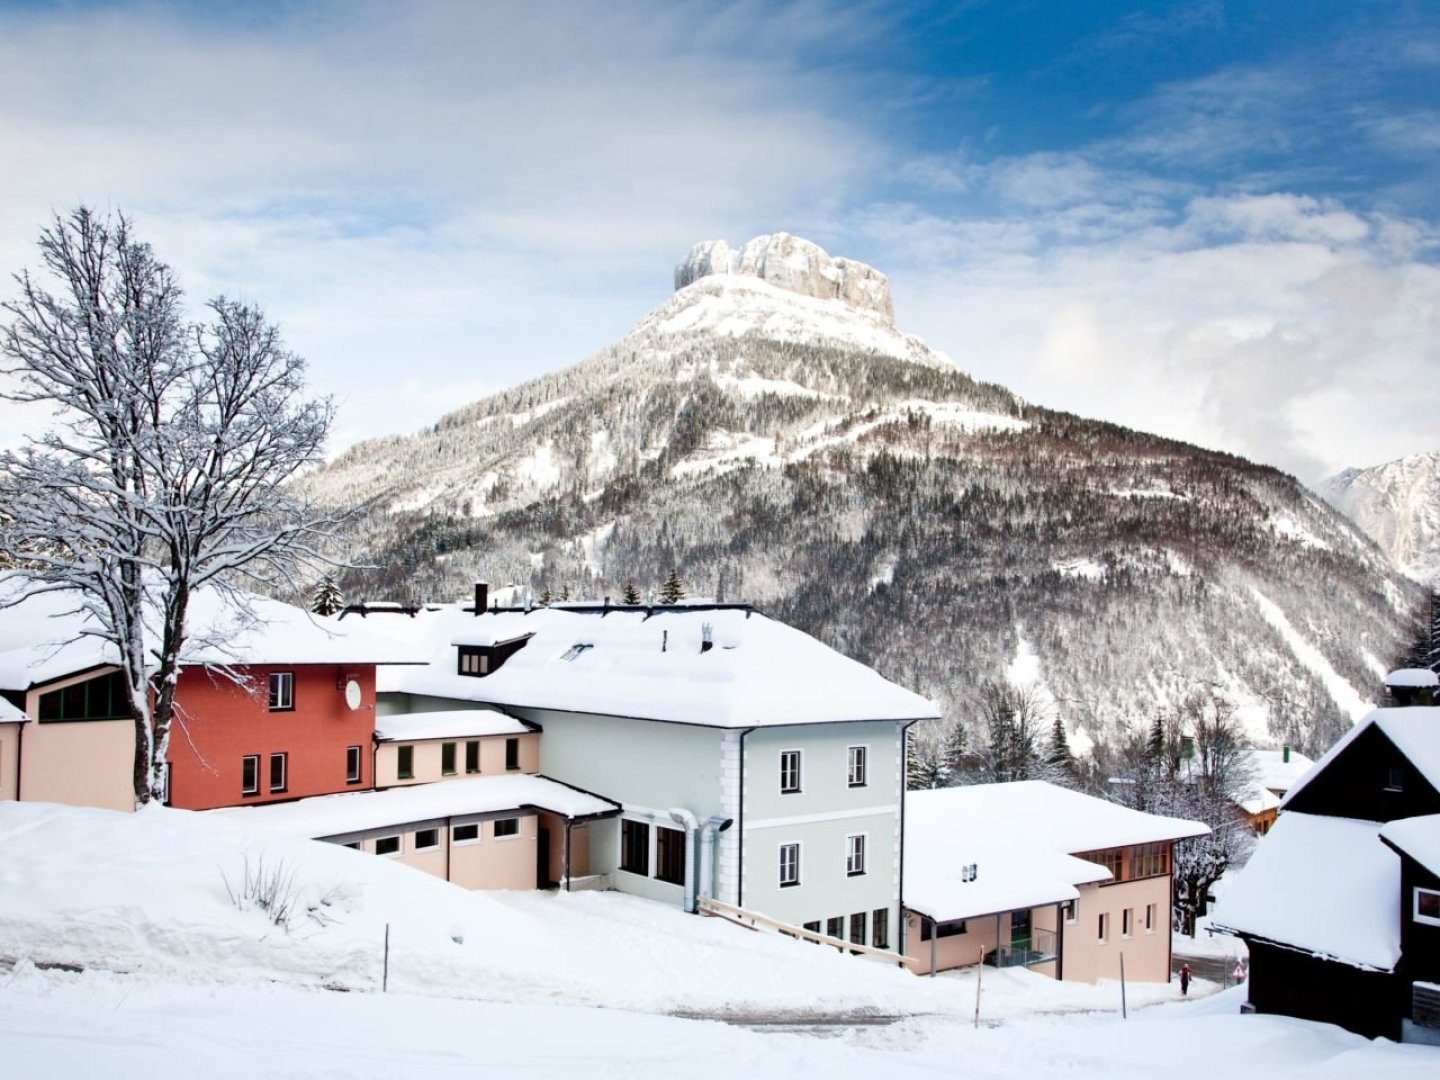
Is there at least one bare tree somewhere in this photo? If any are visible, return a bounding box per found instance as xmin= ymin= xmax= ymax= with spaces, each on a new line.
xmin=0 ymin=207 xmax=336 ymax=806
xmin=970 ymin=680 xmax=1055 ymax=784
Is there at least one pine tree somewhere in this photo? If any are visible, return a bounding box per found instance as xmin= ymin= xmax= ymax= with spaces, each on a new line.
xmin=311 ymin=576 xmax=344 ymax=617
xmin=659 ymin=567 xmax=685 ymax=605
xmin=940 ymin=719 xmax=968 ymax=785
xmin=559 ymin=583 xmax=571 ymax=602
xmin=1046 ymin=715 xmax=1076 ymax=782
xmin=622 ymin=580 xmax=641 ymax=605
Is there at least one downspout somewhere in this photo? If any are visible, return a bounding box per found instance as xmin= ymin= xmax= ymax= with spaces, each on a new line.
xmin=1055 ymin=902 xmax=1064 ymax=981
xmin=15 ymin=719 xmax=25 ymax=801
xmin=563 ymin=818 xmax=572 ymax=891
xmin=698 ymin=816 xmax=734 ymax=901
xmin=371 ymin=737 xmax=380 ymax=792
xmin=898 ymin=719 xmax=920 ymax=957
xmin=668 ymin=808 xmax=699 ymax=913
xmin=445 ymin=816 xmax=452 ymax=883
xmin=737 ymin=726 xmax=755 ymax=907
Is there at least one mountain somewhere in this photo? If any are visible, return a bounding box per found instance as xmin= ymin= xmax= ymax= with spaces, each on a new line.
xmin=1321 ymin=452 xmax=1440 ymax=586
xmin=303 ymin=233 xmax=1423 ymax=757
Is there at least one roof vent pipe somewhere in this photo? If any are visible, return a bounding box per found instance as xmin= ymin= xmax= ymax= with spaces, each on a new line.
xmin=1282 ymin=744 xmax=1290 ymax=764
xmin=698 ymin=815 xmax=733 ymax=902
xmin=701 ymin=622 xmax=713 ymax=653
xmin=474 ymin=582 xmax=488 ymax=615
xmin=668 ymin=808 xmax=700 ymax=913
xmin=662 ymin=630 xmax=668 ymax=653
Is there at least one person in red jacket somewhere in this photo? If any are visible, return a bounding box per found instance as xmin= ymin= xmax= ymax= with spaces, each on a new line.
xmin=1179 ymin=963 xmax=1193 ymax=996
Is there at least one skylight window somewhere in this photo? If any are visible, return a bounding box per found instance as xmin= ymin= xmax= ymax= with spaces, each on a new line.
xmin=560 ymin=642 xmax=594 ymax=662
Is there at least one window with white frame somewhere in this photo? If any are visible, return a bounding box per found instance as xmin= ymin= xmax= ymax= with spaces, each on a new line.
xmin=1062 ymin=898 xmax=1078 ymax=923
xmin=453 ymin=823 xmax=480 ymax=844
xmin=1145 ymin=902 xmax=1157 ymax=933
xmin=779 ymin=842 xmax=800 ymax=887
xmin=1122 ymin=907 xmax=1133 ymax=938
xmin=848 ymin=745 xmax=868 ymax=787
xmin=780 ymin=750 xmax=801 ymax=794
xmin=415 ymin=828 xmax=440 ymax=850
xmin=493 ymin=817 xmax=520 ymax=838
xmin=267 ymin=671 xmax=294 ymax=711
xmin=346 ymin=745 xmax=362 ymax=784
xmin=1416 ymin=887 xmax=1440 ymax=927
xmin=374 ymin=835 xmax=401 ymax=857
xmin=846 ymin=833 xmax=867 ymax=877
xmin=1098 ymin=912 xmax=1110 ymax=944
xmin=241 ymin=754 xmax=259 ymax=796
xmin=268 ymin=752 xmax=287 ymax=793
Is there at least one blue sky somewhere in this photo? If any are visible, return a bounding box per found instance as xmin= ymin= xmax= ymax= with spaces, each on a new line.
xmin=0 ymin=0 xmax=1436 ymax=481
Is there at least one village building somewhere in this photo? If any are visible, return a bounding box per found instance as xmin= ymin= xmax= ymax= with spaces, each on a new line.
xmin=1235 ymin=745 xmax=1315 ymax=835
xmin=1212 ymin=669 xmax=1440 ymax=1043
xmin=902 ymin=781 xmax=1207 ymax=983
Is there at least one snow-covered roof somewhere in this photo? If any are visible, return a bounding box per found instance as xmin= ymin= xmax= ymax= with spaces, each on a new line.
xmin=1237 ymin=786 xmax=1281 ymax=817
xmin=367 ymin=604 xmax=939 ymax=728
xmin=1379 ymin=814 xmax=1440 ymax=876
xmin=0 ymin=576 xmax=424 ymax=691
xmin=374 ymin=708 xmax=531 ymax=742
xmin=1246 ymin=747 xmax=1317 ymax=794
xmin=0 ymin=696 xmax=26 ymax=724
xmin=903 ymin=782 xmax=1209 ymax=923
xmin=1386 ymin=668 xmax=1439 ymax=689
xmin=1211 ymin=812 xmax=1400 ymax=971
xmin=1282 ymin=707 xmax=1440 ymax=808
xmin=211 ymin=774 xmax=619 ymax=839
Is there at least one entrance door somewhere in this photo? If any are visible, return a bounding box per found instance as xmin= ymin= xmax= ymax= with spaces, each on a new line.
xmin=538 ymin=826 xmax=552 ymax=888
xmin=1011 ymin=908 xmax=1031 ymax=947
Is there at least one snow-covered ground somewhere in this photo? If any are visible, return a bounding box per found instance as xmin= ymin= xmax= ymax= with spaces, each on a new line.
xmin=1 ymin=801 xmax=1436 ymax=1077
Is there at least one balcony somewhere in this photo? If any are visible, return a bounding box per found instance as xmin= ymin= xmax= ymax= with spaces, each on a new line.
xmin=992 ymin=928 xmax=1058 ymax=968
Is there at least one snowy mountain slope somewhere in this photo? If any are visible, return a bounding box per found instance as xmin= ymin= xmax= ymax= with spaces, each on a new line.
xmin=1322 ymin=451 xmax=1440 ymax=585
xmin=301 ymin=236 xmax=1422 ymax=756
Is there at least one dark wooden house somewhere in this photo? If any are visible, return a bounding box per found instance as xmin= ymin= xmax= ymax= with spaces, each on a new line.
xmin=1213 ymin=686 xmax=1440 ymax=1042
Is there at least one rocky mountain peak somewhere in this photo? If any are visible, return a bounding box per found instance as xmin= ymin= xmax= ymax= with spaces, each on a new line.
xmin=674 ymin=233 xmax=894 ymax=326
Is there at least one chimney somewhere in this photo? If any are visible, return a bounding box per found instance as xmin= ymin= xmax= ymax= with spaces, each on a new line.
xmin=701 ymin=621 xmax=713 ymax=653
xmin=474 ymin=581 xmax=489 ymax=615
xmin=1282 ymin=744 xmax=1290 ymax=764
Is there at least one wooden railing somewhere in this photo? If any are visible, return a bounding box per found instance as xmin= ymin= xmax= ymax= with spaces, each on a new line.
xmin=697 ymin=895 xmax=923 ymax=972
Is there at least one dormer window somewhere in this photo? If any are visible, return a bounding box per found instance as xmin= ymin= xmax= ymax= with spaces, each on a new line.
xmin=456 ymin=633 xmax=532 ymax=678
xmin=1385 ymin=766 xmax=1404 ymax=792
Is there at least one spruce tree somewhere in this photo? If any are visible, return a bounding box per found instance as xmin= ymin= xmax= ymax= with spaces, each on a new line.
xmin=1047 ymin=715 xmax=1076 ymax=782
xmin=659 ymin=567 xmax=685 ymax=605
xmin=311 ymin=576 xmax=344 ymax=617
xmin=940 ymin=719 xmax=968 ymax=785
xmin=622 ymin=580 xmax=641 ymax=605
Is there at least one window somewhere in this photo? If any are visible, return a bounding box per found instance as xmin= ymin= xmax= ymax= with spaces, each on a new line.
xmin=1122 ymin=908 xmax=1133 ymax=938
xmin=159 ymin=763 xmax=172 ymax=806
xmin=415 ymin=828 xmax=440 ymax=850
xmin=920 ymin=918 xmax=967 ymax=941
xmin=505 ymin=737 xmax=520 ymax=771
xmin=458 ymin=647 xmax=491 ymax=677
xmin=1416 ymin=887 xmax=1440 ymax=927
xmin=849 ymin=912 xmax=866 ymax=945
xmin=803 ymin=920 xmax=821 ymax=937
xmin=374 ymin=835 xmax=401 ymax=857
xmin=269 ymin=752 xmax=287 ymax=793
xmin=1386 ymin=766 xmax=1405 ymax=792
xmin=846 ymin=834 xmax=867 ymax=876
xmin=1127 ymin=842 xmax=1169 ymax=880
xmin=1098 ymin=912 xmax=1110 ymax=944
xmin=37 ymin=670 xmax=128 ymax=722
xmin=779 ymin=842 xmax=800 ymax=887
xmin=656 ymin=826 xmax=686 ymax=885
xmin=441 ymin=741 xmax=457 ymax=776
xmin=493 ymin=817 xmax=520 ymax=838
xmin=453 ymin=823 xmax=480 ymax=844
xmin=268 ymin=671 xmax=294 ymax=711
xmin=397 ymin=744 xmax=414 ymax=780
xmin=780 ymin=750 xmax=801 ymax=794
xmin=848 ymin=745 xmax=868 ymax=787
xmin=826 ymin=916 xmax=843 ymax=940
xmin=1062 ymin=899 xmax=1078 ymax=924
xmin=465 ymin=740 xmax=480 ymax=774
xmin=621 ymin=820 xmax=650 ymax=875
xmin=872 ymin=908 xmax=889 ymax=949
xmin=241 ymin=755 xmax=259 ymax=796
xmin=346 ymin=745 xmax=362 ymax=784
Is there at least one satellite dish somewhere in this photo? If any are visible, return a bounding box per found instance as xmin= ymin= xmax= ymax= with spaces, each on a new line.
xmin=344 ymin=678 xmax=362 ymax=711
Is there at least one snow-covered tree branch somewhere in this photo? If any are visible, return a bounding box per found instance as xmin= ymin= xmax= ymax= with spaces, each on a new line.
xmin=0 ymin=207 xmax=339 ymax=806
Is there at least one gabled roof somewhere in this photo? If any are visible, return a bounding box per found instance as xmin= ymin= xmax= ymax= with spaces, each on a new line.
xmin=904 ymin=781 xmax=1208 ymax=923
xmin=1380 ymin=814 xmax=1440 ymax=877
xmin=1247 ymin=747 xmax=1317 ymax=794
xmin=1281 ymin=707 xmax=1440 ymax=809
xmin=1211 ymin=812 xmax=1400 ymax=972
xmin=0 ymin=576 xmax=423 ymax=691
xmin=369 ymin=604 xmax=940 ymax=729
xmin=210 ymin=774 xmax=620 ymax=838
xmin=0 ymin=696 xmax=26 ymax=724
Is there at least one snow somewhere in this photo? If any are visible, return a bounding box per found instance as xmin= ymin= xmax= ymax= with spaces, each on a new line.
xmin=374 ymin=708 xmax=531 ymax=741
xmin=374 ymin=604 xmax=940 ymax=728
xmin=0 ymin=695 xmax=26 ymax=723
xmin=1387 ymin=668 xmax=1439 ymax=688
xmin=1211 ymin=812 xmax=1400 ymax=971
xmin=1246 ymin=585 xmax=1372 ymax=723
xmin=1246 ymin=747 xmax=1317 ymax=794
xmin=905 ymin=783 xmax=1208 ymax=922
xmin=0 ymin=577 xmax=423 ymax=690
xmin=1381 ymin=814 xmax=1440 ymax=876
xmin=2 ymin=801 xmax=1437 ymax=1078
xmin=1269 ymin=514 xmax=1331 ymax=551
xmin=211 ymin=774 xmax=617 ymax=838
xmin=1054 ymin=558 xmax=1106 ymax=581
